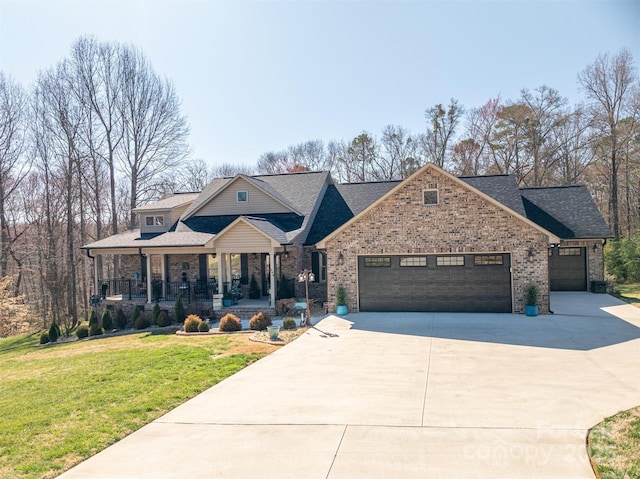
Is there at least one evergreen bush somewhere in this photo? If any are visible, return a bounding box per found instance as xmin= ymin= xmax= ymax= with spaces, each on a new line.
xmin=174 ymin=296 xmax=186 ymax=324
xmin=39 ymin=331 xmax=50 ymax=344
xmin=115 ymin=308 xmax=128 ymax=329
xmin=152 ymin=302 xmax=161 ymax=325
xmin=248 ymin=274 xmax=261 ymax=299
xmin=89 ymin=309 xmax=103 ymax=336
xmin=101 ymin=308 xmax=113 ymax=331
xmin=157 ymin=311 xmax=171 ymax=327
xmin=282 ymin=317 xmax=297 ymax=330
xmin=48 ymin=321 xmax=60 ymax=342
xmin=76 ymin=323 xmax=89 ymax=339
xmin=197 ymin=320 xmax=210 ymax=332
xmin=134 ymin=313 xmax=151 ymax=330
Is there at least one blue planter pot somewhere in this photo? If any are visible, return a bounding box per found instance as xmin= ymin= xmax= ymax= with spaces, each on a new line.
xmin=525 ymin=305 xmax=538 ymax=317
xmin=336 ymin=305 xmax=348 ymax=315
xmin=223 ymin=299 xmax=232 ymax=307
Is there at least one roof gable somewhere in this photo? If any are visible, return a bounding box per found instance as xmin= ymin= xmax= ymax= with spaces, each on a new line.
xmin=182 ymin=175 xmax=299 ymax=219
xmin=316 ymin=163 xmax=560 ymax=248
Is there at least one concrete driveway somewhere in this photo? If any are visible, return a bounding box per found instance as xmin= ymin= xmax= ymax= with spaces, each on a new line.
xmin=59 ymin=293 xmax=640 ymax=478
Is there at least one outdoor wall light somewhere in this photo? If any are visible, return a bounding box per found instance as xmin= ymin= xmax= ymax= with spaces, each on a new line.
xmin=527 ymin=247 xmax=535 ymax=262
xmin=593 ymin=243 xmax=598 ymax=251
xmin=337 ymin=251 xmax=344 ymax=265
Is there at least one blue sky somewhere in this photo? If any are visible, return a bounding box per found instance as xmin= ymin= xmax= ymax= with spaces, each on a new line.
xmin=1 ymin=0 xmax=638 ymax=168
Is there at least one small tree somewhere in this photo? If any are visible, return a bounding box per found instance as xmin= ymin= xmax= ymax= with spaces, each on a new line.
xmin=152 ymin=302 xmax=161 ymax=325
xmin=174 ymin=295 xmax=186 ymax=324
xmin=48 ymin=321 xmax=60 ymax=343
xmin=248 ymin=274 xmax=261 ymax=299
xmin=88 ymin=309 xmax=103 ymax=336
xmin=101 ymin=308 xmax=113 ymax=331
xmin=115 ymin=308 xmax=128 ymax=329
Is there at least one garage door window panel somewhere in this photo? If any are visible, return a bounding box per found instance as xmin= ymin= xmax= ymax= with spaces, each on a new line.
xmin=436 ymin=256 xmax=464 ymax=266
xmin=364 ymin=257 xmax=391 ymax=267
xmin=400 ymin=256 xmax=427 ymax=267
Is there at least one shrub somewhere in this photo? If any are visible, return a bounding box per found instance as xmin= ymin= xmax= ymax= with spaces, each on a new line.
xmin=219 ymin=313 xmax=242 ymax=332
xmin=88 ymin=309 xmax=103 ymax=336
xmin=131 ymin=305 xmax=141 ymax=326
xmin=248 ymin=274 xmax=261 ymax=299
xmin=152 ymin=302 xmax=161 ymax=325
xmin=115 ymin=308 xmax=128 ymax=329
xmin=39 ymin=331 xmax=50 ymax=344
xmin=157 ymin=311 xmax=171 ymax=327
xmin=134 ymin=313 xmax=151 ymax=330
xmin=336 ymin=286 xmax=347 ymax=306
xmin=198 ymin=320 xmax=210 ymax=332
xmin=76 ymin=322 xmax=89 ymax=339
xmin=48 ymin=321 xmax=60 ymax=342
xmin=275 ymin=298 xmax=296 ymax=316
xmin=277 ymin=273 xmax=293 ymax=298
xmin=101 ymin=308 xmax=113 ymax=331
xmin=249 ymin=312 xmax=272 ymax=330
xmin=282 ymin=317 xmax=297 ymax=330
xmin=184 ymin=314 xmax=202 ymax=333
xmin=525 ymin=284 xmax=538 ymax=306
xmin=174 ymin=296 xmax=186 ymax=324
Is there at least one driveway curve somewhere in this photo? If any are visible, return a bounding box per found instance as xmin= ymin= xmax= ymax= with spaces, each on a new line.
xmin=59 ymin=293 xmax=640 ymax=478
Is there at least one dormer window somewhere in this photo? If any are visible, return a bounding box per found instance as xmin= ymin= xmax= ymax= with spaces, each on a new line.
xmin=237 ymin=191 xmax=248 ymax=203
xmin=145 ymin=215 xmax=165 ymax=226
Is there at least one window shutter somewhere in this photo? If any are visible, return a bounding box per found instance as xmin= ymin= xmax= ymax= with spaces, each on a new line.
xmin=198 ymin=254 xmax=207 ymax=281
xmin=240 ymin=253 xmax=249 ymax=284
xmin=311 ymin=251 xmax=319 ymax=278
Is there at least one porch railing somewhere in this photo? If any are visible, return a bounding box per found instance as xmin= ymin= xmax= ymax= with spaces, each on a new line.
xmin=98 ymin=279 xmax=219 ymax=302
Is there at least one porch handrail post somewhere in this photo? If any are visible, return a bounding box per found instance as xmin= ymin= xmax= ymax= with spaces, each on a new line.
xmin=128 ymin=279 xmax=132 ymax=300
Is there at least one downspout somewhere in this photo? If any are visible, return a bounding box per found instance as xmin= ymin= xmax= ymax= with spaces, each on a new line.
xmin=86 ymin=249 xmax=98 ymax=297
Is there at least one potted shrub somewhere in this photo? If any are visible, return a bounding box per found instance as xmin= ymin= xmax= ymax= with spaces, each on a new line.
xmin=222 ymin=292 xmax=233 ymax=307
xmin=525 ymin=284 xmax=539 ymax=317
xmin=336 ymin=285 xmax=348 ymax=315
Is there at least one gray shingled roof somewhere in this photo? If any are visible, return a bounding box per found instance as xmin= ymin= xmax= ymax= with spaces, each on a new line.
xmin=242 ymin=216 xmax=288 ymax=244
xmin=83 ymin=229 xmax=214 ymax=250
xmin=336 ymin=181 xmax=400 ymax=215
xmin=133 ymin=192 xmax=200 ymax=212
xmin=520 ymin=186 xmax=612 ymax=239
xmin=460 ymin=175 xmax=527 ymax=217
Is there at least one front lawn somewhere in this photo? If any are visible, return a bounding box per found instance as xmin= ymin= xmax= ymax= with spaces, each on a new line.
xmin=0 ymin=331 xmax=277 ymax=479
xmin=589 ymin=406 xmax=640 ymax=479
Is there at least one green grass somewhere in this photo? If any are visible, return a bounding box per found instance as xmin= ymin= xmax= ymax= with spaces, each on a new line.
xmin=588 ymin=406 xmax=640 ymax=479
xmin=0 ymin=331 xmax=272 ymax=479
xmin=615 ymin=283 xmax=640 ymax=307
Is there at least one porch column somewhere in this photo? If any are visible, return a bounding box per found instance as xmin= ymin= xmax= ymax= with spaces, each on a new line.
xmin=225 ymin=254 xmax=232 ymax=289
xmin=93 ymin=252 xmax=99 ymax=297
xmin=269 ymin=249 xmax=276 ymax=308
xmin=160 ymin=254 xmax=167 ymax=299
xmin=146 ymin=254 xmax=152 ymax=303
xmin=216 ymin=252 xmax=223 ymax=294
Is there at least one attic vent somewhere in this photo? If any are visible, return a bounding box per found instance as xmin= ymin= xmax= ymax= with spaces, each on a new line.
xmin=237 ymin=191 xmax=248 ymax=203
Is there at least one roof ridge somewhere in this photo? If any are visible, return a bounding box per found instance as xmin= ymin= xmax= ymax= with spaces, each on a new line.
xmin=520 ymin=185 xmax=585 ymax=190
xmin=339 ymin=180 xmax=402 ymax=186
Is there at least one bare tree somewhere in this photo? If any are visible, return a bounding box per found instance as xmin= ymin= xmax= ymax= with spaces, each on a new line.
xmin=0 ymin=73 xmax=29 ymax=278
xmin=117 ymin=45 xmax=190 ymax=224
xmin=423 ymin=99 xmax=464 ymax=168
xmin=578 ymin=48 xmax=638 ymax=238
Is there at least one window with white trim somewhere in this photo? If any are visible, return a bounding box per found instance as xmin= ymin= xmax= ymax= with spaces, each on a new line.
xmin=145 ymin=215 xmax=165 ymax=226
xmin=237 ymin=191 xmax=248 ymax=202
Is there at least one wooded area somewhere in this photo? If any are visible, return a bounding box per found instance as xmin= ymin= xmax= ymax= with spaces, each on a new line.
xmin=0 ymin=38 xmax=638 ymax=336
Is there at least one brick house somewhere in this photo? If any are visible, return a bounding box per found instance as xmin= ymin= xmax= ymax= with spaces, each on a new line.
xmin=82 ymin=163 xmax=611 ymax=315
